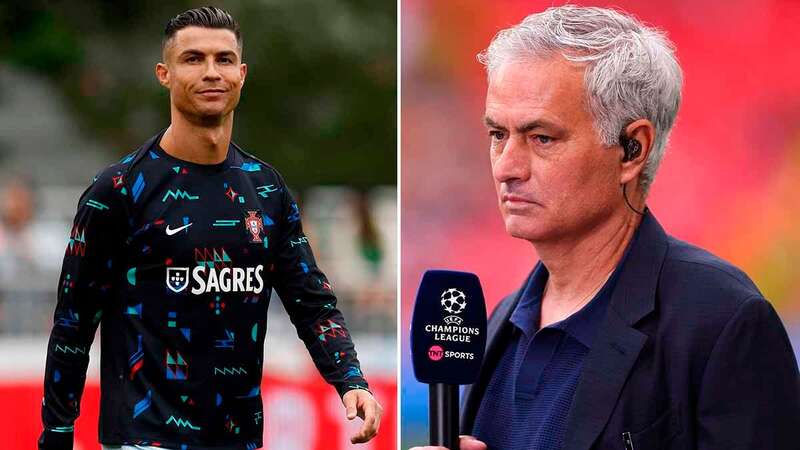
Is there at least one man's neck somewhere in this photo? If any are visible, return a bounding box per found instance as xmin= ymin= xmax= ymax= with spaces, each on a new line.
xmin=535 ymin=208 xmax=642 ymax=304
xmin=160 ymin=110 xmax=234 ymax=165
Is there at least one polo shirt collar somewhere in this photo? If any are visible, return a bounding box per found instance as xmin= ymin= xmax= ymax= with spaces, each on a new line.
xmin=509 ymin=226 xmax=639 ymax=348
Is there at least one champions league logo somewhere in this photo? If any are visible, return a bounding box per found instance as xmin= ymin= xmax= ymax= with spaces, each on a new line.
xmin=440 ymin=288 xmax=467 ymax=325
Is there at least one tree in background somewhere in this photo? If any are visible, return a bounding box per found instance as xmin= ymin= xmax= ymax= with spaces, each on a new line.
xmin=0 ymin=0 xmax=396 ymax=189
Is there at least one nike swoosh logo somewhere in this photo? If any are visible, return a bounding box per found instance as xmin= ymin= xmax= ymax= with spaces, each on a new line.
xmin=166 ymin=223 xmax=193 ymax=236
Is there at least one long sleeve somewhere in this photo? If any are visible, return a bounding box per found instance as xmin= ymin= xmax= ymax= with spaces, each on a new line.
xmin=39 ymin=165 xmax=129 ymax=450
xmin=696 ymin=296 xmax=800 ymax=449
xmin=271 ymin=175 xmax=370 ymax=397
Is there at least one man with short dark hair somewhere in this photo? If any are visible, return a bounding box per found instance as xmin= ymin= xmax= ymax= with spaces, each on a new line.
xmin=38 ymin=6 xmax=382 ymax=450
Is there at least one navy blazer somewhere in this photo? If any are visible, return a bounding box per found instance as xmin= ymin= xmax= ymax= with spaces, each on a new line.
xmin=461 ymin=211 xmax=800 ymax=450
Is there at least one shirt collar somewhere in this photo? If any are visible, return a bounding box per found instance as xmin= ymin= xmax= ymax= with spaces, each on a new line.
xmin=508 ymin=263 xmax=548 ymax=338
xmin=151 ymin=128 xmax=242 ymax=172
xmin=508 ymin=224 xmax=640 ymax=348
xmin=555 ymin=268 xmax=618 ymax=348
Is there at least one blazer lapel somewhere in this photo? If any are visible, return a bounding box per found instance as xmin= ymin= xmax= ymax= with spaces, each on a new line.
xmin=562 ymin=211 xmax=669 ymax=450
xmin=561 ymin=309 xmax=647 ymax=450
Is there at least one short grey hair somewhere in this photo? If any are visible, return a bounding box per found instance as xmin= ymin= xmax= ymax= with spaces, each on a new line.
xmin=478 ymin=5 xmax=682 ymax=193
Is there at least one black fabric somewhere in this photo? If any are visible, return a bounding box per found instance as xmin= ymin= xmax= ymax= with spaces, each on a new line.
xmin=461 ymin=210 xmax=800 ymax=450
xmin=39 ymin=131 xmax=369 ymax=450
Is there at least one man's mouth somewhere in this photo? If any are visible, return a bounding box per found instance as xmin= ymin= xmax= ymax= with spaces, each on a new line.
xmin=502 ymin=193 xmax=538 ymax=204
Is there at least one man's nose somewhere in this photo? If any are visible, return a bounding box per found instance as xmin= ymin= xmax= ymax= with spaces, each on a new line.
xmin=492 ymin=136 xmax=530 ymax=183
xmin=203 ymin=59 xmax=222 ymax=80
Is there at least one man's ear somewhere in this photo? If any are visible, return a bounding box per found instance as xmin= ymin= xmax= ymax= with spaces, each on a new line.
xmin=619 ymin=118 xmax=655 ymax=186
xmin=239 ymin=62 xmax=247 ymax=86
xmin=155 ymin=62 xmax=170 ymax=88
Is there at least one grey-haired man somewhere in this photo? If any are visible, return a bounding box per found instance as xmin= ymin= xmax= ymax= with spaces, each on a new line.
xmin=413 ymin=5 xmax=798 ymax=450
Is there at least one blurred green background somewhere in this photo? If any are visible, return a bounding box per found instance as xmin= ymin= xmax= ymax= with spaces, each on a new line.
xmin=0 ymin=0 xmax=396 ymax=188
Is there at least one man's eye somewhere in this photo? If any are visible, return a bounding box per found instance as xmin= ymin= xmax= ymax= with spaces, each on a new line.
xmin=219 ymin=58 xmax=232 ymax=64
xmin=187 ymin=56 xmax=200 ymax=62
xmin=533 ymin=135 xmax=553 ymax=144
xmin=489 ymin=130 xmax=506 ymax=140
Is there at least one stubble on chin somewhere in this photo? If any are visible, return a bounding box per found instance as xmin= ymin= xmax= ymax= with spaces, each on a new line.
xmin=182 ymin=99 xmax=234 ymax=126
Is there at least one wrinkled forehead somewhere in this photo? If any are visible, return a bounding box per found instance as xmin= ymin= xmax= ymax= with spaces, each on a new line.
xmin=164 ymin=26 xmax=240 ymax=58
xmin=485 ymin=56 xmax=590 ymax=126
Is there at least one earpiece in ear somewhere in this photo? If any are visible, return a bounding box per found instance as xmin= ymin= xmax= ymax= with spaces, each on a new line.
xmin=626 ymin=138 xmax=641 ymax=162
xmin=618 ymin=127 xmax=647 ymax=215
xmin=619 ymin=133 xmax=642 ymax=162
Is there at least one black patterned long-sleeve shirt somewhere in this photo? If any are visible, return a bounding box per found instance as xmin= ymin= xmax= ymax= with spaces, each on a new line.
xmin=38 ymin=131 xmax=369 ymax=450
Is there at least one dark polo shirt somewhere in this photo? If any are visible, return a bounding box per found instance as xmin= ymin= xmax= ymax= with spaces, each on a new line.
xmin=472 ymin=241 xmax=633 ymax=450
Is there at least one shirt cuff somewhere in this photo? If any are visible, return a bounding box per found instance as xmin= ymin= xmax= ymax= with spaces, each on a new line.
xmin=39 ymin=427 xmax=74 ymax=450
xmin=338 ymin=381 xmax=372 ymax=398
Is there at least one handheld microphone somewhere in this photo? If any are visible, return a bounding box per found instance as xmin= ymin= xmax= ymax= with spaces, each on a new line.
xmin=410 ymin=270 xmax=487 ymax=450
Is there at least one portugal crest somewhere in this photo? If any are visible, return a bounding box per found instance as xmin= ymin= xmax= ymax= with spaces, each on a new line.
xmin=244 ymin=210 xmax=264 ymax=243
xmin=166 ymin=267 xmax=190 ymax=293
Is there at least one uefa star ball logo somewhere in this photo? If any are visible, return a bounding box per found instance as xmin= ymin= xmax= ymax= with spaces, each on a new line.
xmin=440 ymin=288 xmax=467 ymax=325
xmin=441 ymin=288 xmax=467 ymax=314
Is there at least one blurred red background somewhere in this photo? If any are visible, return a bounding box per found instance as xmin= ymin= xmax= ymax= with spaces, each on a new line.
xmin=401 ymin=0 xmax=800 ymax=446
xmin=3 ymin=375 xmax=396 ymax=450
